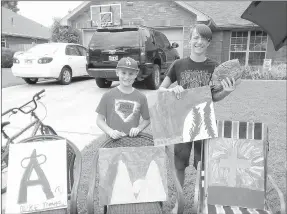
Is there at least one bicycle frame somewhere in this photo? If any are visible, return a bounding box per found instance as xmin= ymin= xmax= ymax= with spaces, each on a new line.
xmin=2 ymin=112 xmax=44 ymax=148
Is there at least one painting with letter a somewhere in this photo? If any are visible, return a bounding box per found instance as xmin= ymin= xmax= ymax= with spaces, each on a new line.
xmin=207 ymin=121 xmax=268 ymax=209
xmin=98 ymin=146 xmax=167 ymax=205
xmin=5 ymin=140 xmax=67 ymax=213
xmin=147 ymin=86 xmax=218 ymax=146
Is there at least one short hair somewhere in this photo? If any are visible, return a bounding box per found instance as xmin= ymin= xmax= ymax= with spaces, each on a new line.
xmin=189 ymin=24 xmax=213 ymax=41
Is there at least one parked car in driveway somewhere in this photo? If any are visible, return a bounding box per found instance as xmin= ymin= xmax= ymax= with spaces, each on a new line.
xmin=87 ymin=26 xmax=180 ymax=89
xmin=11 ymin=43 xmax=88 ymax=85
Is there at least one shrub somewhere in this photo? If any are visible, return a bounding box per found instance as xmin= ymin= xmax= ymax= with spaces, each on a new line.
xmin=241 ymin=64 xmax=287 ymax=80
xmin=1 ymin=47 xmax=15 ymax=68
xmin=269 ymin=63 xmax=287 ymax=80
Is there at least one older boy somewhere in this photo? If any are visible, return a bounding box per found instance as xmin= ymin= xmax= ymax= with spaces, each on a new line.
xmin=159 ymin=24 xmax=238 ymax=212
xmin=96 ymin=57 xmax=150 ymax=139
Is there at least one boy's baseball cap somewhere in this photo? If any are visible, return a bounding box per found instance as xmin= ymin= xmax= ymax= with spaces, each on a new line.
xmin=116 ymin=57 xmax=139 ymax=71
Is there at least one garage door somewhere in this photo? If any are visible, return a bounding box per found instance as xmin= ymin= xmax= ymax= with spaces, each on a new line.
xmin=156 ymin=28 xmax=184 ymax=59
xmin=83 ymin=30 xmax=97 ymax=47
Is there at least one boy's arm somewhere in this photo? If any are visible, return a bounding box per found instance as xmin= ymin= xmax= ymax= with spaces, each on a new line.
xmin=159 ymin=60 xmax=178 ymax=91
xmin=129 ymin=118 xmax=150 ymax=137
xmin=96 ymin=114 xmax=125 ymax=139
xmin=212 ymin=77 xmax=236 ymax=102
xmin=96 ymin=114 xmax=113 ymax=135
xmin=138 ymin=118 xmax=150 ymax=132
xmin=212 ymin=90 xmax=231 ymax=102
xmin=159 ymin=76 xmax=172 ymax=91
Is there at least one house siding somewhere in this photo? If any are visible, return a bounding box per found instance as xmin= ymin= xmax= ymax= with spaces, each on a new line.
xmin=3 ymin=35 xmax=48 ymax=51
xmin=207 ymin=30 xmax=287 ymax=65
xmin=266 ymin=40 xmax=287 ymax=64
xmin=206 ymin=31 xmax=224 ymax=63
xmin=221 ymin=31 xmax=231 ymax=62
xmin=71 ymin=1 xmax=197 ymax=58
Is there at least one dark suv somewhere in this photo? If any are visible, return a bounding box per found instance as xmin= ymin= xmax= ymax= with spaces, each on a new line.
xmin=87 ymin=26 xmax=180 ymax=89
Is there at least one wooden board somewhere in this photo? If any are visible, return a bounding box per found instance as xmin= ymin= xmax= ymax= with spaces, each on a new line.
xmin=147 ymin=86 xmax=218 ymax=146
xmin=5 ymin=140 xmax=67 ymax=213
xmin=98 ymin=146 xmax=167 ymax=205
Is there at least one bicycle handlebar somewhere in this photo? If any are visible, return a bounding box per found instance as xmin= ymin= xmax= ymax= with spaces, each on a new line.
xmin=2 ymin=89 xmax=46 ymax=116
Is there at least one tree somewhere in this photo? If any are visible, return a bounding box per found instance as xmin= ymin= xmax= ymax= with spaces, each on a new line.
xmin=2 ymin=1 xmax=19 ymax=13
xmin=50 ymin=18 xmax=81 ymax=44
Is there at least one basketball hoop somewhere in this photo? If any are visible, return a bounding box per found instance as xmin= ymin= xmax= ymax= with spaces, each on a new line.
xmin=101 ymin=21 xmax=110 ymax=27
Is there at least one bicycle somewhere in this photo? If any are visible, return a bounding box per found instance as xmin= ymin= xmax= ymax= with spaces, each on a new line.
xmin=1 ymin=89 xmax=57 ymax=193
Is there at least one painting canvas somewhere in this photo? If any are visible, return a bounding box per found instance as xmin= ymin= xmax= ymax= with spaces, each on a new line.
xmin=98 ymin=146 xmax=167 ymax=205
xmin=207 ymin=120 xmax=267 ymax=209
xmin=147 ymin=86 xmax=218 ymax=146
xmin=5 ymin=140 xmax=67 ymax=214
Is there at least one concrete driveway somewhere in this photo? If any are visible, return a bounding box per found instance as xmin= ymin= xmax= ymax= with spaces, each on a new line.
xmin=1 ymin=68 xmax=26 ymax=88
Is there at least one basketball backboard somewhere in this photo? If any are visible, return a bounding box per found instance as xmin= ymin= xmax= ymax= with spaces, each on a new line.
xmin=90 ymin=4 xmax=121 ymax=27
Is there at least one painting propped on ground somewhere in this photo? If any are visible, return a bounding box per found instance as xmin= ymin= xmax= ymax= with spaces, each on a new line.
xmin=98 ymin=146 xmax=167 ymax=205
xmin=147 ymin=86 xmax=218 ymax=146
xmin=5 ymin=140 xmax=67 ymax=214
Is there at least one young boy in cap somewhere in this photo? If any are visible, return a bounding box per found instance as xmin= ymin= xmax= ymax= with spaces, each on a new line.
xmin=96 ymin=57 xmax=150 ymax=139
xmin=159 ymin=24 xmax=238 ymax=213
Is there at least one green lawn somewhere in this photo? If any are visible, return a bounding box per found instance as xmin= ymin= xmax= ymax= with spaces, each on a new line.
xmin=77 ymin=80 xmax=286 ymax=214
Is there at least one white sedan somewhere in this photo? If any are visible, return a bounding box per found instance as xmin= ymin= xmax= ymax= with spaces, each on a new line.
xmin=11 ymin=43 xmax=89 ymax=85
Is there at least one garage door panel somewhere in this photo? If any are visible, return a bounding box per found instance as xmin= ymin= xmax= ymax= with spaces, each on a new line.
xmin=157 ymin=28 xmax=184 ymax=58
xmin=169 ymin=40 xmax=183 ymax=59
xmin=83 ymin=31 xmax=96 ymax=47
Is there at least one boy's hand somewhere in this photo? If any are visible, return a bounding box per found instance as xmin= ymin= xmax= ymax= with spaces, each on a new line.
xmin=221 ymin=77 xmax=236 ymax=93
xmin=108 ymin=130 xmax=126 ymax=140
xmin=129 ymin=127 xmax=140 ymax=137
xmin=168 ymin=85 xmax=184 ymax=99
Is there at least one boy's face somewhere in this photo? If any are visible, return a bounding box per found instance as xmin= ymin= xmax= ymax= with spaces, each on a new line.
xmin=116 ymin=68 xmax=138 ymax=87
xmin=189 ymin=29 xmax=210 ymax=56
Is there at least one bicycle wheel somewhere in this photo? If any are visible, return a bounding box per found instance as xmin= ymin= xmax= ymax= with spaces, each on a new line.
xmin=1 ymin=135 xmax=76 ymax=195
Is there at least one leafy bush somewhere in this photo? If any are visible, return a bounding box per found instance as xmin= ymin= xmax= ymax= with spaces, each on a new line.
xmin=51 ymin=18 xmax=81 ymax=44
xmin=241 ymin=64 xmax=287 ymax=80
xmin=270 ymin=63 xmax=287 ymax=80
xmin=1 ymin=47 xmax=15 ymax=68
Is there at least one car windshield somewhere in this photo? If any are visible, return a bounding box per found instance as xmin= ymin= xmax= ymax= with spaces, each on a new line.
xmin=89 ymin=31 xmax=139 ymax=49
xmin=26 ymin=44 xmax=59 ymax=55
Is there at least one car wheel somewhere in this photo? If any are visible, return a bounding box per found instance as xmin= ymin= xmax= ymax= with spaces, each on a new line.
xmin=23 ymin=78 xmax=38 ymax=84
xmin=95 ymin=78 xmax=112 ymax=88
xmin=59 ymin=67 xmax=72 ymax=85
xmin=144 ymin=64 xmax=161 ymax=90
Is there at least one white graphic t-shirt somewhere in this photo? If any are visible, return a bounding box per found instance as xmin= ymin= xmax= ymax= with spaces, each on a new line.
xmin=96 ymin=87 xmax=150 ymax=134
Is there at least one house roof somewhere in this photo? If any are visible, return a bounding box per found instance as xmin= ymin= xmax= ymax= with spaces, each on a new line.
xmin=1 ymin=7 xmax=51 ymax=40
xmin=60 ymin=1 xmax=92 ymax=25
xmin=60 ymin=1 xmax=257 ymax=29
xmin=183 ymin=1 xmax=257 ymax=28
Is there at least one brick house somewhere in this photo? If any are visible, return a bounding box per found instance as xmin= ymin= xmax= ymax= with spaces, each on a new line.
xmin=60 ymin=1 xmax=286 ymax=66
xmin=1 ymin=7 xmax=51 ymax=51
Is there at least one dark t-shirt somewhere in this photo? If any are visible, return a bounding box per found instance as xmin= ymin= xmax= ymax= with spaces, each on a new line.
xmin=166 ymin=57 xmax=219 ymax=89
xmin=96 ymin=87 xmax=150 ymax=134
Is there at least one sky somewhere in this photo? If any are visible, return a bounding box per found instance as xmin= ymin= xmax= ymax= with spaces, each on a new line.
xmin=17 ymin=1 xmax=83 ymax=28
